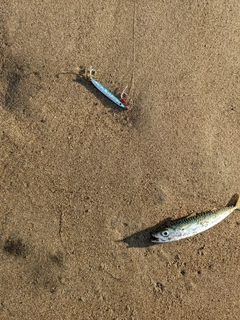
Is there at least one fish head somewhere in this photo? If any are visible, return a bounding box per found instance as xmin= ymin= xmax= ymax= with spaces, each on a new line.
xmin=151 ymin=226 xmax=183 ymax=243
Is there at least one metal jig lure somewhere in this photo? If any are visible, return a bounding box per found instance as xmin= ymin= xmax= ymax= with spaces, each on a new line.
xmin=88 ymin=66 xmax=130 ymax=110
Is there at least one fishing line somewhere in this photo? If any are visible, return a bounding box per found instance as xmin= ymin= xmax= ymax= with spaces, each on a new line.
xmin=131 ymin=0 xmax=136 ymax=109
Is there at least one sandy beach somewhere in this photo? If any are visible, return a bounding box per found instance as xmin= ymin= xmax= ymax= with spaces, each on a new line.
xmin=1 ymin=1 xmax=240 ymax=319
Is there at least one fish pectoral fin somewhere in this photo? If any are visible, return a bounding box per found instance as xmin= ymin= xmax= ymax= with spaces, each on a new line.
xmin=180 ymin=222 xmax=192 ymax=230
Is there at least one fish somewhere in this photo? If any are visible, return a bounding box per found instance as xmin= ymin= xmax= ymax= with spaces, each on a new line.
xmin=151 ymin=194 xmax=240 ymax=243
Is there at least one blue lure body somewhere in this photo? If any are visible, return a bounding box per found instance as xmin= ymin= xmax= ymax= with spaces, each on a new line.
xmin=88 ymin=67 xmax=130 ymax=110
xmin=90 ymin=78 xmax=128 ymax=109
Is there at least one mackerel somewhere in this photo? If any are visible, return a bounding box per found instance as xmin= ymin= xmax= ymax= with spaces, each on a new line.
xmin=151 ymin=194 xmax=240 ymax=243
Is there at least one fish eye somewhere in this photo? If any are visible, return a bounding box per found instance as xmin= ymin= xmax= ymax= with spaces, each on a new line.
xmin=161 ymin=230 xmax=170 ymax=237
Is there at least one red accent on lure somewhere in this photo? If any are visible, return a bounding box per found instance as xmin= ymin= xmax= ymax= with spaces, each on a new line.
xmin=120 ymin=97 xmax=130 ymax=109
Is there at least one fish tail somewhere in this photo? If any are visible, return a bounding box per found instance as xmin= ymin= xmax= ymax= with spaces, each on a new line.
xmin=235 ymin=194 xmax=240 ymax=209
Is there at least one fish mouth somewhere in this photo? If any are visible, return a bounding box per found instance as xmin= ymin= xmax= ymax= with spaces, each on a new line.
xmin=151 ymin=234 xmax=164 ymax=243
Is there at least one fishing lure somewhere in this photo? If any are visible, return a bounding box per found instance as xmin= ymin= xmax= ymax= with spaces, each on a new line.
xmin=88 ymin=66 xmax=130 ymax=110
xmin=151 ymin=194 xmax=240 ymax=243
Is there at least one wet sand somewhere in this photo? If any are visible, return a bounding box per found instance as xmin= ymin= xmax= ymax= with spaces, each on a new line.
xmin=1 ymin=1 xmax=240 ymax=319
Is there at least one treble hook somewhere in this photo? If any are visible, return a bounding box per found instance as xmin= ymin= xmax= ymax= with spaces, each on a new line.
xmin=89 ymin=66 xmax=96 ymax=79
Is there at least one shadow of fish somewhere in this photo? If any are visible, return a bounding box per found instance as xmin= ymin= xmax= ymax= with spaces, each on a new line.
xmin=151 ymin=194 xmax=240 ymax=243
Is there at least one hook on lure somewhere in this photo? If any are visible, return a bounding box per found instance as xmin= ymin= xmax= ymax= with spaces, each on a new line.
xmin=88 ymin=66 xmax=131 ymax=110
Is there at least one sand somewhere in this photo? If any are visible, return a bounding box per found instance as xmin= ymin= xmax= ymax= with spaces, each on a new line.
xmin=1 ymin=1 xmax=240 ymax=319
